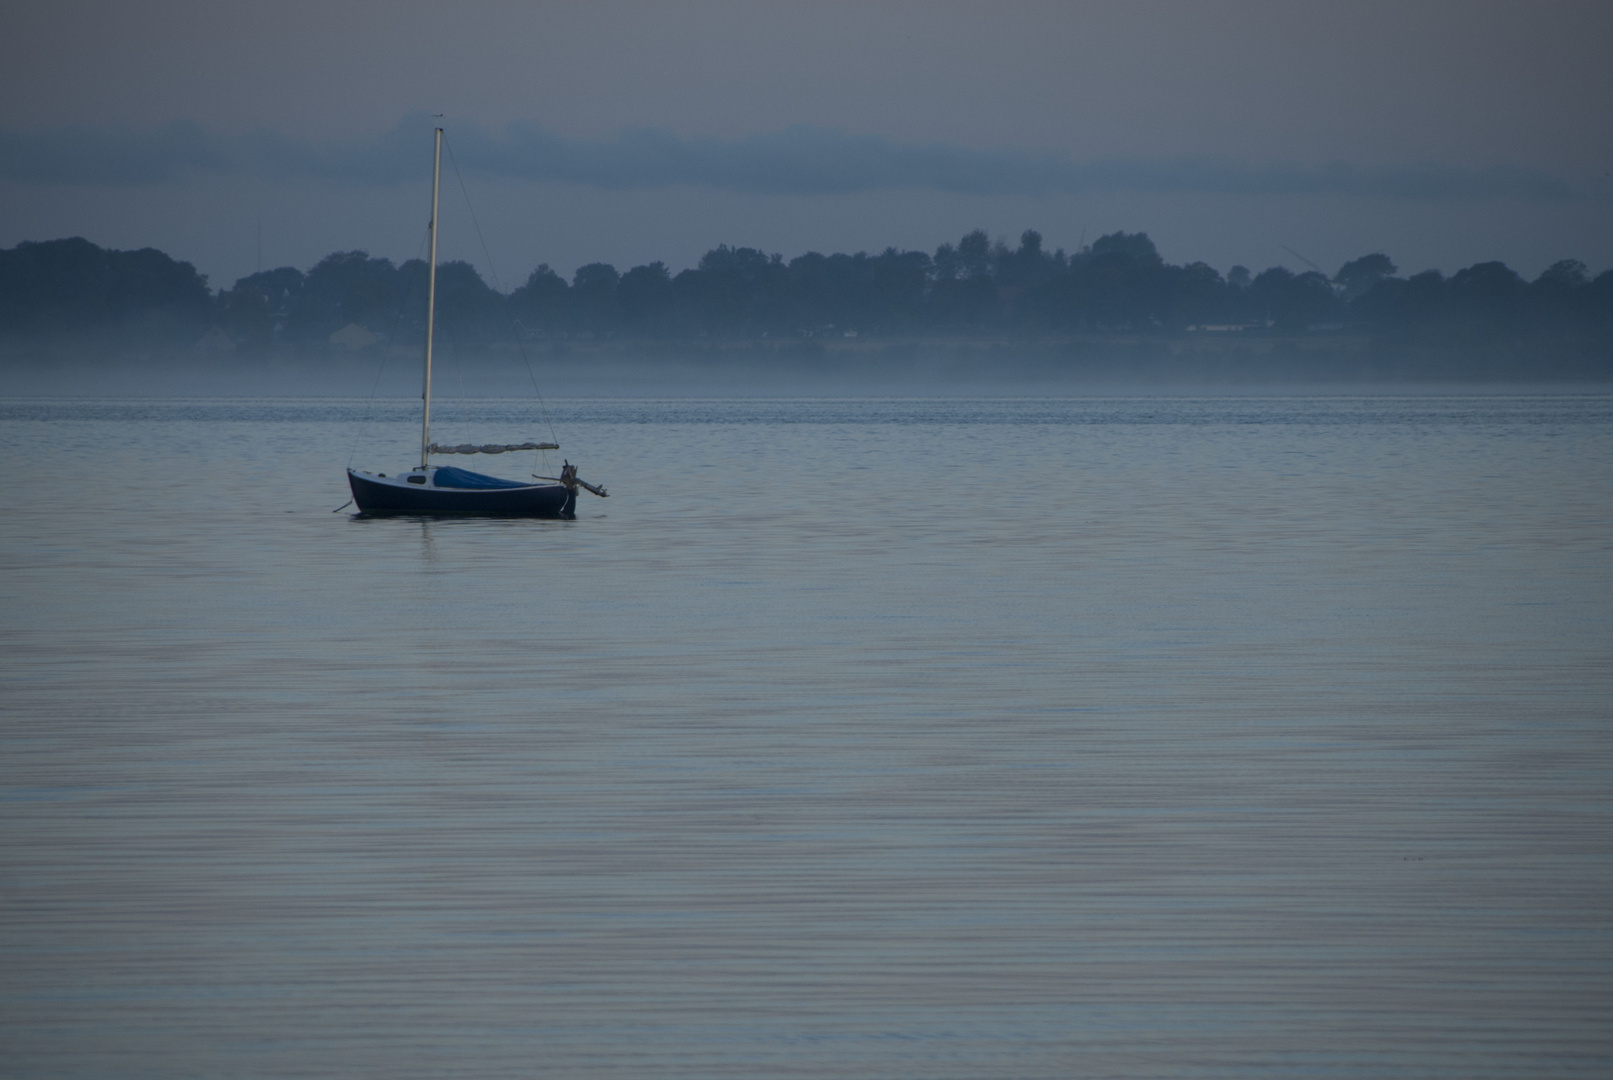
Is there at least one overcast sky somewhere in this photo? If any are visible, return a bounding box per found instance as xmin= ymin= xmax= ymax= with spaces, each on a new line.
xmin=4 ymin=0 xmax=1610 ymax=289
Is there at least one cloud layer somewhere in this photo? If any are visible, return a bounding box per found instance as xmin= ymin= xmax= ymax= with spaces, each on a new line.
xmin=0 ymin=115 xmax=1582 ymax=203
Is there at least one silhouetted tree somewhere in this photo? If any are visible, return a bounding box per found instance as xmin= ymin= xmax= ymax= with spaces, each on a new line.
xmin=571 ymin=263 xmax=621 ymax=334
xmin=1592 ymin=270 xmax=1613 ymax=335
xmin=927 ymin=233 xmax=997 ymax=327
xmin=1334 ymin=254 xmax=1396 ymax=301
xmin=1162 ymin=262 xmax=1233 ymax=328
xmin=618 ymin=261 xmax=674 ymax=335
xmin=219 ymin=266 xmax=303 ymax=348
xmin=290 ymin=251 xmax=399 ymax=343
xmin=431 ymin=261 xmax=504 ymax=345
xmin=1051 ymin=232 xmax=1168 ymax=330
xmin=1448 ymin=261 xmax=1528 ymax=333
xmin=0 ymin=237 xmax=210 ymax=335
xmin=1248 ymin=267 xmax=1341 ymax=330
xmin=1529 ymin=259 xmax=1592 ymax=331
xmin=957 ymin=230 xmax=991 ymax=280
xmin=508 ymin=264 xmax=572 ymax=334
xmin=680 ymin=246 xmax=788 ymax=333
xmin=799 ymin=252 xmax=850 ymax=332
xmin=1354 ymin=269 xmax=1447 ymax=334
xmin=1090 ymin=232 xmax=1162 ymax=267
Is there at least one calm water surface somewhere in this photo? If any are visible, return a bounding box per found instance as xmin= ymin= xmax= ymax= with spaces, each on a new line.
xmin=2 ymin=395 xmax=1611 ymax=1078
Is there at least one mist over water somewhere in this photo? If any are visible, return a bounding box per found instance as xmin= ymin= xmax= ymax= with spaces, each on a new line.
xmin=5 ymin=346 xmax=1612 ymax=401
xmin=2 ymin=393 xmax=1610 ymax=1078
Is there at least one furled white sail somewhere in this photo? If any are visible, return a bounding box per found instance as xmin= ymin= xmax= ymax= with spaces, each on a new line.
xmin=427 ymin=441 xmax=559 ymax=455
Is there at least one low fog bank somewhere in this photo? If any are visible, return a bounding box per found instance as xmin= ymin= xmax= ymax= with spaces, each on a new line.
xmin=3 ymin=335 xmax=1611 ymax=399
xmin=6 ymin=235 xmax=1610 ymax=401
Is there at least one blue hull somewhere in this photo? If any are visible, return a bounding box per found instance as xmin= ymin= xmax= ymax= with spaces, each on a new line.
xmin=348 ymin=470 xmax=576 ymax=518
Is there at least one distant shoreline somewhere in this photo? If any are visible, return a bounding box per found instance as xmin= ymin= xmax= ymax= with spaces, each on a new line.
xmin=5 ymin=236 xmax=1610 ymax=382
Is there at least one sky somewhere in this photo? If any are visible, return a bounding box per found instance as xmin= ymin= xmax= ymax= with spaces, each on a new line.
xmin=3 ymin=0 xmax=1611 ymax=291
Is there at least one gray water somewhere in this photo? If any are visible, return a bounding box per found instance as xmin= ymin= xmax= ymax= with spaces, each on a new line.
xmin=2 ymin=394 xmax=1610 ymax=1079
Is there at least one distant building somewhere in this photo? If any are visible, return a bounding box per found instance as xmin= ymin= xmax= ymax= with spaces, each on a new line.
xmin=329 ymin=323 xmax=378 ymax=350
xmin=195 ymin=326 xmax=236 ymax=353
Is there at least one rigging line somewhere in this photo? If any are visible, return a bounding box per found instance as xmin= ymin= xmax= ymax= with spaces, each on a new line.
xmin=442 ymin=133 xmax=559 ymax=448
xmin=348 ymin=229 xmax=431 ymax=467
xmin=1280 ymin=245 xmax=1325 ymax=275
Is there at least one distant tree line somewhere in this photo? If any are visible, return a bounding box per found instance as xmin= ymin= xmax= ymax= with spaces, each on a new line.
xmin=3 ymin=232 xmax=1611 ymax=353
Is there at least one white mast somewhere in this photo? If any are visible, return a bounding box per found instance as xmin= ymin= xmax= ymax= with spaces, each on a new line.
xmin=420 ymin=127 xmax=442 ymax=470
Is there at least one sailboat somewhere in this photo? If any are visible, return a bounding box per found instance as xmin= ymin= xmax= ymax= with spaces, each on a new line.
xmin=346 ymin=127 xmax=605 ymax=518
